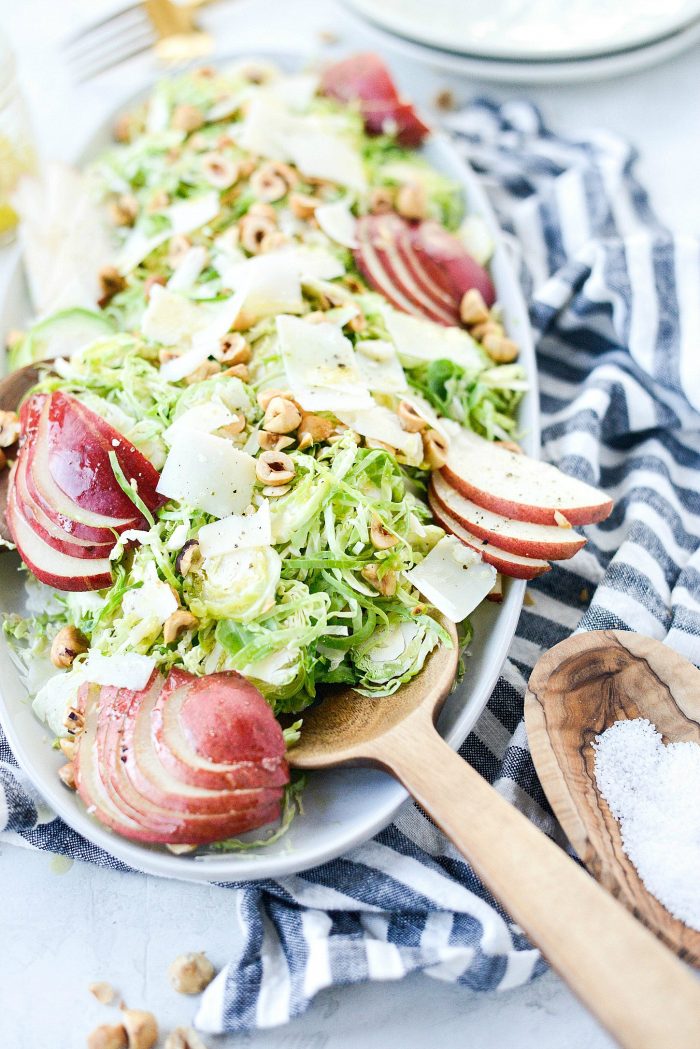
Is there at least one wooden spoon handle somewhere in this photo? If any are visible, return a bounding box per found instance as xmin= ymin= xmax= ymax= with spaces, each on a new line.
xmin=378 ymin=716 xmax=700 ymax=1049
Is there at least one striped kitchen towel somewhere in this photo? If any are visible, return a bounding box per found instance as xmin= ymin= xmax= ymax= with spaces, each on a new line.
xmin=1 ymin=99 xmax=699 ymax=1034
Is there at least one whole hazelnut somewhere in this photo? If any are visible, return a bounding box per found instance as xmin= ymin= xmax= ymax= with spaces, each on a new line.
xmin=168 ymin=952 xmax=216 ymax=995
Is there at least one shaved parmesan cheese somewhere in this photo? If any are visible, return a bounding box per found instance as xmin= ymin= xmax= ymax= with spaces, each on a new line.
xmin=401 ymin=393 xmax=449 ymax=438
xmin=199 ymin=502 xmax=272 ymax=558
xmin=121 ymin=562 xmax=178 ymax=630
xmin=166 ymin=522 xmax=190 ymax=551
xmin=218 ymin=251 xmax=304 ymax=320
xmin=118 ymin=192 xmax=219 ymax=274
xmin=277 ymin=315 xmax=373 ymax=412
xmin=33 ymin=669 xmax=89 ymax=738
xmin=335 ymin=404 xmax=423 ymax=463
xmin=404 ymin=536 xmax=496 ymax=623
xmin=84 ymin=652 xmax=156 ymax=690
xmin=383 ymin=307 xmax=487 ymax=371
xmin=355 ymin=339 xmax=407 ymax=394
xmin=156 ymin=430 xmax=257 ymax=518
xmin=167 ymin=245 xmax=208 ymax=292
xmin=141 ymin=285 xmax=205 ymax=346
xmin=152 ymin=286 xmax=246 ymax=382
xmin=239 ymin=97 xmax=366 ymax=191
xmin=163 ymin=403 xmax=236 ymax=444
xmin=292 ymin=246 xmax=345 ymax=281
xmin=315 ymin=200 xmax=358 ymax=248
xmin=262 ymin=72 xmax=319 ymax=112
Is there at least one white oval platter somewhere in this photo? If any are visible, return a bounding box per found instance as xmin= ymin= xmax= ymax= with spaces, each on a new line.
xmin=0 ymin=52 xmax=537 ymax=882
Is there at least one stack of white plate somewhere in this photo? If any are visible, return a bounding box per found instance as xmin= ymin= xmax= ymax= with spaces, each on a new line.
xmin=344 ymin=0 xmax=700 ymax=83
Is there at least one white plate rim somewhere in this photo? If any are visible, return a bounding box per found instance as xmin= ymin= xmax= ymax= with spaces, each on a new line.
xmin=0 ymin=50 xmax=537 ymax=883
xmin=344 ymin=0 xmax=700 ymax=63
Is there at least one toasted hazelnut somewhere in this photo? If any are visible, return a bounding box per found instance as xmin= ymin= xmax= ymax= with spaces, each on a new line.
xmin=257 ymin=387 xmax=294 ymax=411
xmin=470 ymin=320 xmax=503 ymax=343
xmin=201 ymin=151 xmax=238 ymax=190
xmin=168 ymin=234 xmax=192 ymax=268
xmin=370 ymin=515 xmax=399 ymax=550
xmin=482 ymin=333 xmax=519 ymax=363
xmin=176 ymin=539 xmax=200 ymax=576
xmin=59 ymin=738 xmax=77 ymax=761
xmin=172 ymin=104 xmax=204 ymax=132
xmin=298 ymin=413 xmax=333 ymax=446
xmin=263 ymin=397 xmax=302 ymax=434
xmin=247 ymin=201 xmax=277 ymax=221
xmin=166 ymin=843 xmax=198 ymax=855
xmin=259 ymin=230 xmax=288 ymax=253
xmin=459 ymin=288 xmax=490 ymax=327
xmin=0 ymin=409 xmax=20 ymax=448
xmin=434 ymin=88 xmax=456 ymax=111
xmin=51 ymin=626 xmax=89 ymax=669
xmin=239 ymin=212 xmax=276 ymax=254
xmin=217 ymin=414 xmax=246 ymax=437
xmin=364 ymin=437 xmax=395 ymax=453
xmin=347 ymin=312 xmax=366 ymax=333
xmin=258 ymin=431 xmax=294 ymax=452
xmin=397 ymin=400 xmax=427 ymax=434
xmin=144 ymin=274 xmax=167 ymax=299
xmin=168 ymin=951 xmax=216 ymax=995
xmin=108 ymin=194 xmax=138 ymax=227
xmin=87 ymin=1023 xmax=128 ymax=1049
xmin=256 ymin=450 xmax=295 ymax=486
xmin=219 ymin=359 xmax=248 ymax=381
xmin=250 ymin=163 xmax=288 ymax=203
xmin=304 ymin=310 xmax=326 ymax=324
xmin=90 ymin=982 xmax=117 ymax=1006
xmin=98 ymin=266 xmax=126 ymax=308
xmin=58 ymin=762 xmax=76 ymax=789
xmin=422 ymin=429 xmax=449 ymax=470
xmin=184 ymin=360 xmax=221 ymax=384
xmin=216 ymin=332 xmax=250 ymax=365
xmin=289 ymin=192 xmax=319 ymax=219
xmin=164 ymin=1029 xmax=209 ymax=1049
xmin=361 ymin=564 xmax=397 ymax=597
xmin=369 ymin=187 xmax=394 ymax=214
xmin=396 ymin=182 xmax=428 ymax=220
xmin=63 ymin=707 xmax=85 ymax=736
xmin=159 ymin=348 xmax=182 ymax=365
xmin=121 ymin=1009 xmax=158 ymax=1049
xmin=113 ymin=113 xmax=133 ymax=143
xmin=164 ymin=610 xmax=198 ymax=645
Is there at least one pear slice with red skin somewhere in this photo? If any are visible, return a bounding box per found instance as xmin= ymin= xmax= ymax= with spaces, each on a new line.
xmin=429 ymin=489 xmax=551 ymax=579
xmin=45 ymin=391 xmax=163 ymax=520
xmin=152 ymin=676 xmax=288 ymax=791
xmin=409 ymin=221 xmax=496 ymax=308
xmin=6 ymin=481 xmax=114 ymax=590
xmin=13 ymin=453 xmax=114 ymax=559
xmin=430 ymin=472 xmax=586 ymax=561
xmin=74 ymin=670 xmax=289 ymax=846
xmin=361 ymin=99 xmax=430 ymax=147
xmin=394 ymin=222 xmax=462 ymax=317
xmin=441 ymin=429 xmax=613 ymax=526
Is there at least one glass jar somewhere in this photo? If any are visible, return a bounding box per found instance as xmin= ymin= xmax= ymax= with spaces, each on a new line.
xmin=0 ymin=33 xmax=37 ymax=246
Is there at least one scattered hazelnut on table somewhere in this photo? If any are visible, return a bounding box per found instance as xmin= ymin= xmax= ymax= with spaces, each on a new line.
xmin=121 ymin=1009 xmax=158 ymax=1049
xmin=164 ymin=1028 xmax=209 ymax=1049
xmin=86 ymin=1024 xmax=127 ymax=1049
xmin=168 ymin=952 xmax=216 ymax=995
xmin=89 ymin=982 xmax=117 ymax=1006
xmin=51 ymin=626 xmax=89 ymax=669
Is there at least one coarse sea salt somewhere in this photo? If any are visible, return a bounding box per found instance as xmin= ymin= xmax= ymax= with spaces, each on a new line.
xmin=593 ymin=718 xmax=700 ymax=931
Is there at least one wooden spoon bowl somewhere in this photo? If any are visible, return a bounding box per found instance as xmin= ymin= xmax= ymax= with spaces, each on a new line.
xmin=525 ymin=629 xmax=700 ymax=965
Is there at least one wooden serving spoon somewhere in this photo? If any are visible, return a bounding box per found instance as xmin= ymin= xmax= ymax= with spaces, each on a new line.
xmin=290 ymin=622 xmax=700 ymax=1049
xmin=0 ymin=363 xmax=41 ymax=544
xmin=525 ymin=628 xmax=700 ymax=965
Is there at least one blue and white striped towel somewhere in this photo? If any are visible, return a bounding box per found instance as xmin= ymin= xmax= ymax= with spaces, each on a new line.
xmin=1 ymin=100 xmax=699 ymax=1034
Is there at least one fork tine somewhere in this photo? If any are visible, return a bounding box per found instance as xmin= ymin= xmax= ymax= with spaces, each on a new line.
xmin=62 ymin=2 xmax=142 ymax=48
xmin=64 ymin=7 xmax=148 ymax=62
xmin=71 ymin=27 xmax=155 ymax=83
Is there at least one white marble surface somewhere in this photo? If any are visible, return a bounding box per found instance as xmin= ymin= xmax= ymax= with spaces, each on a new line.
xmin=1 ymin=2 xmax=698 ymax=1046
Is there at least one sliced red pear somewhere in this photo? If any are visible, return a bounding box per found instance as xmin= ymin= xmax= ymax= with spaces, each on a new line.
xmin=6 ymin=484 xmax=113 ymax=590
xmin=25 ymin=398 xmax=141 ymax=542
xmin=153 ymin=676 xmax=288 ymax=791
xmin=428 ymin=490 xmax=551 ymax=579
xmin=442 ymin=429 xmax=614 ymax=526
xmin=46 ymin=392 xmax=163 ymax=520
xmin=357 ymin=215 xmax=458 ymax=325
xmin=395 ymin=222 xmax=461 ymax=316
xmin=74 ymin=670 xmax=288 ymax=846
xmin=14 ymin=453 xmax=114 ymax=559
xmin=320 ymin=52 xmax=399 ymax=104
xmin=409 ymin=221 xmax=496 ymax=308
xmin=430 ymin=472 xmax=586 ymax=561
xmin=360 ymin=99 xmax=430 ymax=147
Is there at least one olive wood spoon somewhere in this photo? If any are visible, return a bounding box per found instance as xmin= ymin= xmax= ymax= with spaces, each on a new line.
xmin=525 ymin=628 xmax=700 ymax=965
xmin=291 ymin=622 xmax=700 ymax=1049
xmin=0 ymin=363 xmax=42 ymax=544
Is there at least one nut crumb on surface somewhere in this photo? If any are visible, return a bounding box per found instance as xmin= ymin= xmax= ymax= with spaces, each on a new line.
xmin=434 ymin=88 xmax=456 ymax=111
xmin=86 ymin=1024 xmax=127 ymax=1049
xmin=89 ymin=981 xmax=117 ymax=1005
xmin=168 ymin=952 xmax=216 ymax=995
xmin=121 ymin=1009 xmax=158 ymax=1049
xmin=164 ymin=1028 xmax=209 ymax=1049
